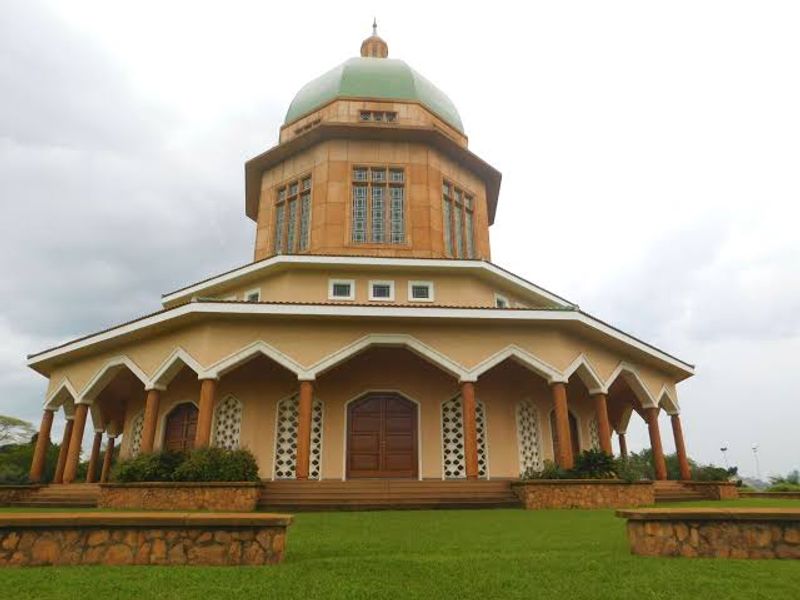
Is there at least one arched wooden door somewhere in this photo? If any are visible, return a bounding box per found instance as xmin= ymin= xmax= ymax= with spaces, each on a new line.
xmin=347 ymin=393 xmax=418 ymax=479
xmin=163 ymin=403 xmax=198 ymax=452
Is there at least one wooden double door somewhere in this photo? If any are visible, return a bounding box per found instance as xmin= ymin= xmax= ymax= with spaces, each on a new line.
xmin=347 ymin=393 xmax=418 ymax=479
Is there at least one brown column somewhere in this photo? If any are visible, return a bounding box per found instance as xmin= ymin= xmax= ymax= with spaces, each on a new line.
xmin=63 ymin=403 xmax=88 ymax=484
xmin=140 ymin=388 xmax=161 ymax=454
xmin=100 ymin=436 xmax=115 ymax=483
xmin=295 ymin=380 xmax=314 ymax=480
xmin=671 ymin=414 xmax=692 ymax=480
xmin=591 ymin=393 xmax=613 ymax=455
xmin=644 ymin=407 xmax=667 ymax=480
xmin=194 ymin=378 xmax=217 ymax=447
xmin=29 ymin=409 xmax=55 ymax=483
xmin=551 ymin=382 xmax=574 ymax=469
xmin=618 ymin=432 xmax=628 ymax=459
xmin=85 ymin=430 xmax=103 ymax=483
xmin=53 ymin=418 xmax=74 ymax=484
xmin=461 ymin=381 xmax=479 ymax=480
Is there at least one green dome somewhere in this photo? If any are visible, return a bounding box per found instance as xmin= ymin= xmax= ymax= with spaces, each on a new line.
xmin=284 ymin=57 xmax=464 ymax=133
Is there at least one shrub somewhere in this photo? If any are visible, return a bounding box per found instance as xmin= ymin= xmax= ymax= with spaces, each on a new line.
xmin=693 ymin=464 xmax=736 ymax=482
xmin=521 ymin=460 xmax=570 ymax=480
xmin=111 ymin=451 xmax=185 ymax=483
xmin=172 ymin=447 xmax=259 ymax=482
xmin=614 ymin=458 xmax=648 ymax=483
xmin=571 ymin=449 xmax=616 ymax=479
xmin=0 ymin=440 xmax=60 ymax=484
xmin=768 ymin=469 xmax=800 ymax=490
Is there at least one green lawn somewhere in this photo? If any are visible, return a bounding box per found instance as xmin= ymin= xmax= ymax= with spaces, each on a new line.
xmin=2 ymin=499 xmax=799 ymax=599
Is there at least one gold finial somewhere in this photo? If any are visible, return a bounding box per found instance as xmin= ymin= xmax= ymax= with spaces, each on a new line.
xmin=360 ymin=19 xmax=388 ymax=58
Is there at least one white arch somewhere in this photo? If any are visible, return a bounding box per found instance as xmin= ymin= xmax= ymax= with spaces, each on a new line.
xmin=308 ymin=334 xmax=467 ymax=380
xmin=562 ymin=354 xmax=606 ymax=394
xmin=44 ymin=378 xmax=79 ymax=411
xmin=605 ymin=362 xmax=657 ymax=408
xmin=207 ymin=340 xmax=306 ymax=379
xmin=78 ymin=355 xmax=149 ymax=404
xmin=466 ymin=345 xmax=563 ymax=383
xmin=657 ymin=385 xmax=680 ymax=415
xmin=149 ymin=347 xmax=207 ymax=389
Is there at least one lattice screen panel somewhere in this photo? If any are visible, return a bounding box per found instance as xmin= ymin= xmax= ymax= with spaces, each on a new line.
xmin=516 ymin=400 xmax=543 ymax=475
xmin=273 ymin=395 xmax=323 ymax=480
xmin=213 ymin=395 xmax=243 ymax=450
xmin=441 ymin=396 xmax=488 ymax=479
xmin=129 ymin=412 xmax=144 ymax=458
xmin=589 ymin=416 xmax=600 ymax=451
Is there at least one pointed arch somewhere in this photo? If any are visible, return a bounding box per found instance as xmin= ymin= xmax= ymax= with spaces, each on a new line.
xmin=79 ymin=355 xmax=149 ymax=403
xmin=605 ymin=362 xmax=657 ymax=408
xmin=207 ymin=341 xmax=306 ymax=379
xmin=150 ymin=347 xmax=206 ymax=389
xmin=467 ymin=345 xmax=563 ymax=383
xmin=44 ymin=378 xmax=78 ymax=411
xmin=309 ymin=334 xmax=467 ymax=380
xmin=657 ymin=385 xmax=680 ymax=415
xmin=562 ymin=354 xmax=606 ymax=394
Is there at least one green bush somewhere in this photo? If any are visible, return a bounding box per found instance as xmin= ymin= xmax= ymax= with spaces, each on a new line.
xmin=0 ymin=439 xmax=61 ymax=484
xmin=768 ymin=482 xmax=800 ymax=492
xmin=111 ymin=451 xmax=186 ymax=483
xmin=521 ymin=460 xmax=570 ymax=480
xmin=571 ymin=449 xmax=616 ymax=479
xmin=768 ymin=469 xmax=800 ymax=491
xmin=110 ymin=447 xmax=259 ymax=483
xmin=172 ymin=447 xmax=259 ymax=482
xmin=693 ymin=464 xmax=736 ymax=482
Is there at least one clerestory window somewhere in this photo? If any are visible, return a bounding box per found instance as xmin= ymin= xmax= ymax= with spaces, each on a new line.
xmin=442 ymin=181 xmax=475 ymax=258
xmin=274 ymin=175 xmax=312 ymax=254
xmin=352 ymin=166 xmax=405 ymax=245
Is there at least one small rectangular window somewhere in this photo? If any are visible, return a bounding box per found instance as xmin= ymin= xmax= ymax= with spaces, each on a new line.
xmin=302 ymin=177 xmax=312 ymax=191
xmin=386 ymin=112 xmax=396 ymax=122
xmin=359 ymin=111 xmax=371 ymax=121
xmin=329 ymin=279 xmax=355 ymax=300
xmin=289 ymin=182 xmax=298 ymax=196
xmin=495 ymin=294 xmax=509 ymax=308
xmin=389 ymin=169 xmax=404 ymax=183
xmin=408 ymin=281 xmax=434 ymax=302
xmin=371 ymin=168 xmax=386 ymax=183
xmin=245 ymin=289 xmax=261 ymax=303
xmin=369 ymin=280 xmax=395 ymax=301
xmin=353 ymin=167 xmax=368 ymax=182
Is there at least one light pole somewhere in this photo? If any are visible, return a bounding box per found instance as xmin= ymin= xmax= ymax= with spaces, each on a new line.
xmin=751 ymin=444 xmax=761 ymax=480
xmin=720 ymin=446 xmax=729 ymax=468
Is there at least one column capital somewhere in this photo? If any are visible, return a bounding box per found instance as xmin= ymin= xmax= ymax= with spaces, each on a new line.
xmin=145 ymin=384 xmax=167 ymax=392
xmin=197 ymin=375 xmax=219 ymax=382
xmin=297 ymin=375 xmax=316 ymax=382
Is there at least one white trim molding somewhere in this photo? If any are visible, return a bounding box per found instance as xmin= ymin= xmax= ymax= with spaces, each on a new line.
xmin=206 ymin=340 xmax=309 ymax=379
xmin=161 ymin=255 xmax=575 ymax=309
xmin=605 ymin=362 xmax=658 ymax=409
xmin=150 ymin=347 xmax=208 ymax=389
xmin=562 ymin=354 xmax=606 ymax=395
xmin=78 ymin=355 xmax=149 ymax=404
xmin=308 ymin=333 xmax=467 ymax=380
xmin=328 ymin=278 xmax=355 ymax=301
xmin=407 ymin=280 xmax=434 ymax=303
xmin=368 ymin=280 xmax=395 ymax=302
xmin=657 ymin=384 xmax=680 ymax=415
xmin=44 ymin=378 xmax=79 ymax=410
xmin=466 ymin=345 xmax=563 ymax=383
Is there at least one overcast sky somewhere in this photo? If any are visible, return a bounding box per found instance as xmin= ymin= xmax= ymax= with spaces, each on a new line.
xmin=1 ymin=0 xmax=798 ymax=478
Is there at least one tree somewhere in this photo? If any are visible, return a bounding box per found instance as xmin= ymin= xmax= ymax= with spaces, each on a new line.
xmin=0 ymin=415 xmax=36 ymax=445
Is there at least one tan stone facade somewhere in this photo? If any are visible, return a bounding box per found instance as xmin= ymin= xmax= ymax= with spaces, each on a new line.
xmin=513 ymin=480 xmax=655 ymax=510
xmin=98 ymin=483 xmax=260 ymax=512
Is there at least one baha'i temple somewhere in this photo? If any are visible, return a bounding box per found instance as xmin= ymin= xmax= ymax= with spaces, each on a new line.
xmin=26 ymin=25 xmax=695 ymax=495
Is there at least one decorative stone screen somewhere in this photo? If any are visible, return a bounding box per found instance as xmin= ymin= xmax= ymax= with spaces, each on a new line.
xmin=441 ymin=396 xmax=488 ymax=479
xmin=589 ymin=416 xmax=600 ymax=451
xmin=516 ymin=400 xmax=543 ymax=475
xmin=273 ymin=395 xmax=323 ymax=479
xmin=129 ymin=412 xmax=144 ymax=458
xmin=213 ymin=395 xmax=243 ymax=450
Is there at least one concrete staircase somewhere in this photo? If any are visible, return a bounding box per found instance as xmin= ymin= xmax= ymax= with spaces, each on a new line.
xmin=258 ymin=479 xmax=522 ymax=511
xmin=653 ymin=480 xmax=706 ymax=503
xmin=10 ymin=484 xmax=100 ymax=509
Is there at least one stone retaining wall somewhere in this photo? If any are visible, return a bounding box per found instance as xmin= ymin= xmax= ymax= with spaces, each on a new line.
xmin=99 ymin=483 xmax=260 ymax=511
xmin=0 ymin=486 xmax=39 ymax=506
xmin=741 ymin=491 xmax=800 ymax=500
xmin=512 ymin=480 xmax=654 ymax=509
xmin=683 ymin=482 xmax=739 ymax=500
xmin=617 ymin=508 xmax=800 ymax=559
xmin=0 ymin=512 xmax=292 ymax=567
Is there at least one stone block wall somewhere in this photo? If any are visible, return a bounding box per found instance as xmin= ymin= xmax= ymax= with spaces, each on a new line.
xmin=513 ymin=480 xmax=654 ymax=509
xmin=684 ymin=482 xmax=739 ymax=500
xmin=0 ymin=513 xmax=292 ymax=567
xmin=0 ymin=486 xmax=38 ymax=506
xmin=619 ymin=509 xmax=800 ymax=559
xmin=99 ymin=483 xmax=260 ymax=512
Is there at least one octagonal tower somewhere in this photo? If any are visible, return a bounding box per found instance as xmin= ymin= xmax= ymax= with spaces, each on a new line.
xmin=246 ymin=26 xmax=502 ymax=262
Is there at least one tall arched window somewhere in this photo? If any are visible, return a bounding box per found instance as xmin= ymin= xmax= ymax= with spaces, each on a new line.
xmin=163 ymin=403 xmax=198 ymax=452
xmin=213 ymin=395 xmax=243 ymax=450
xmin=549 ymin=409 xmax=580 ymax=460
xmin=273 ymin=395 xmax=323 ymax=480
xmin=441 ymin=396 xmax=488 ymax=479
xmin=516 ymin=400 xmax=543 ymax=475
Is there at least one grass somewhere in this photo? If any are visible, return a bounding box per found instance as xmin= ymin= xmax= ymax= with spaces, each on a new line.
xmin=2 ymin=498 xmax=799 ymax=599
